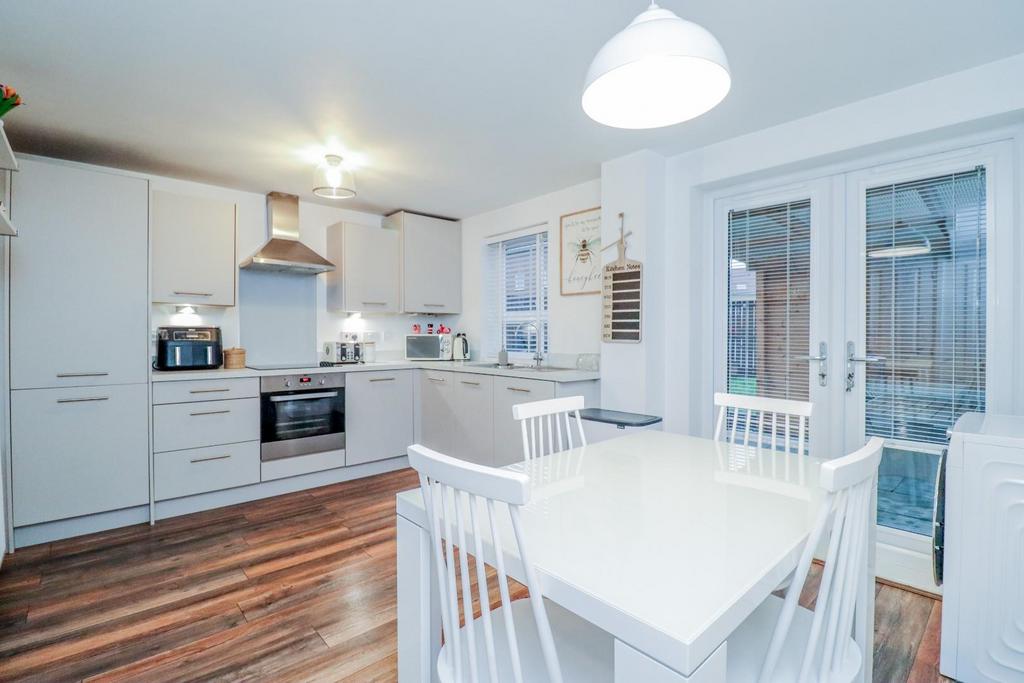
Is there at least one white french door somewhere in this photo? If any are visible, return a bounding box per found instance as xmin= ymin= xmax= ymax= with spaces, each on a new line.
xmin=842 ymin=145 xmax=1007 ymax=591
xmin=715 ymin=141 xmax=1011 ymax=592
xmin=714 ymin=179 xmax=841 ymax=459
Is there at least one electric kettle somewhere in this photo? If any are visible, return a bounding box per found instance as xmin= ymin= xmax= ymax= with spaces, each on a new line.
xmin=453 ymin=333 xmax=470 ymax=360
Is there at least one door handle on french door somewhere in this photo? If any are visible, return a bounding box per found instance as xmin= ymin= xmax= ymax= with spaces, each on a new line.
xmin=792 ymin=341 xmax=828 ymax=387
xmin=845 ymin=341 xmax=886 ymax=392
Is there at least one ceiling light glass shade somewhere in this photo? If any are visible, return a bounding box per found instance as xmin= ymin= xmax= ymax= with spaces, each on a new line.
xmin=582 ymin=3 xmax=730 ymax=129
xmin=313 ymin=154 xmax=357 ymax=199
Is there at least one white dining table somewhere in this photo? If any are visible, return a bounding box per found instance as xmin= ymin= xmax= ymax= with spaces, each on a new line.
xmin=395 ymin=430 xmax=874 ymax=682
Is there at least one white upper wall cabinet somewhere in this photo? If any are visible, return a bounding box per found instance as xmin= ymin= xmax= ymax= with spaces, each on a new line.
xmin=325 ymin=222 xmax=400 ymax=313
xmin=151 ymin=190 xmax=236 ymax=306
xmin=389 ymin=211 xmax=461 ymax=314
xmin=10 ymin=158 xmax=149 ymax=389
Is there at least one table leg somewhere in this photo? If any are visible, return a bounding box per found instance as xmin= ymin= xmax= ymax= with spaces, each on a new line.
xmin=397 ymin=513 xmax=441 ymax=683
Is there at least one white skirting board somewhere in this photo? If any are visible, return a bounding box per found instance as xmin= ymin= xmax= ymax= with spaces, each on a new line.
xmin=13 ymin=456 xmax=409 ymax=548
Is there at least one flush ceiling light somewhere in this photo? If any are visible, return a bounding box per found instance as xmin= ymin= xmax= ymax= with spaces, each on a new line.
xmin=582 ymin=2 xmax=730 ymax=129
xmin=313 ymin=154 xmax=357 ymax=199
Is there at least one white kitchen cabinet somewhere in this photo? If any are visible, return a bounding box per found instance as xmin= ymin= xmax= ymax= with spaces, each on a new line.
xmin=450 ymin=373 xmax=494 ymax=466
xmin=419 ymin=369 xmax=455 ymax=454
xmin=389 ymin=211 xmax=461 ymax=314
xmin=153 ymin=397 xmax=260 ymax=453
xmin=10 ymin=158 xmax=149 ymax=389
xmin=492 ymin=377 xmax=556 ymax=467
xmin=151 ymin=190 xmax=236 ymax=306
xmin=325 ymin=222 xmax=400 ymax=313
xmin=11 ymin=384 xmax=149 ymax=526
xmin=154 ymin=441 xmax=260 ymax=501
xmin=345 ymin=370 xmax=414 ymax=465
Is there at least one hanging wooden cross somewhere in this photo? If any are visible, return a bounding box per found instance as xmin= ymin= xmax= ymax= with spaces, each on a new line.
xmin=601 ymin=212 xmax=642 ymax=343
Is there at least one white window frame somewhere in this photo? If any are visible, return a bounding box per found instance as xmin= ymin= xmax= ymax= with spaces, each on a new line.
xmin=483 ymin=224 xmax=550 ymax=361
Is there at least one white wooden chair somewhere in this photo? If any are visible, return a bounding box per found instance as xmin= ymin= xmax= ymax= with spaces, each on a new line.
xmin=512 ymin=396 xmax=586 ymax=462
xmin=727 ymin=436 xmax=884 ymax=682
xmin=714 ymin=392 xmax=814 ymax=456
xmin=408 ymin=444 xmax=612 ymax=683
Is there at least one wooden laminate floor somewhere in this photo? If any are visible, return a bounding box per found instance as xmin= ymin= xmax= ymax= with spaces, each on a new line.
xmin=0 ymin=468 xmax=948 ymax=682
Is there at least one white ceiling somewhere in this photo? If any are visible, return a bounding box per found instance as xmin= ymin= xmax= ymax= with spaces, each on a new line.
xmin=2 ymin=0 xmax=1022 ymax=218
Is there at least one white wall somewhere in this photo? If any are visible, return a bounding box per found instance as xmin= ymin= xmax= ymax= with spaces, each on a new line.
xmin=597 ymin=52 xmax=1024 ymax=437
xmin=455 ymin=178 xmax=602 ymax=360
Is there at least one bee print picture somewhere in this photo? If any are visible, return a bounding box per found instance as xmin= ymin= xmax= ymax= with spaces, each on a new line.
xmin=560 ymin=206 xmax=602 ymax=295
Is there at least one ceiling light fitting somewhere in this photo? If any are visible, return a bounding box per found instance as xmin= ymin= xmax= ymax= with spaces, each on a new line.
xmin=583 ymin=2 xmax=731 ymax=129
xmin=313 ymin=154 xmax=357 ymax=199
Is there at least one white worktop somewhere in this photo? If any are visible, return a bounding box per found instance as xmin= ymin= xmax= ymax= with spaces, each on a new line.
xmin=397 ymin=430 xmax=826 ymax=675
xmin=151 ymin=360 xmax=600 ymax=384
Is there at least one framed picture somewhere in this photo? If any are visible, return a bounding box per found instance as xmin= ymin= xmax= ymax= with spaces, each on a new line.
xmin=559 ymin=206 xmax=602 ymax=295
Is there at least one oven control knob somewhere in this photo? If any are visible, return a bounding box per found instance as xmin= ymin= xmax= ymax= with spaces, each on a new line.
xmin=285 ymin=380 xmax=292 ymax=388
xmin=319 ymin=378 xmax=326 ymax=385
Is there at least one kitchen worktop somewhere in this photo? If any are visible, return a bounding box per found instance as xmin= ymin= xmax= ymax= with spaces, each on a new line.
xmin=151 ymin=360 xmax=601 ymax=383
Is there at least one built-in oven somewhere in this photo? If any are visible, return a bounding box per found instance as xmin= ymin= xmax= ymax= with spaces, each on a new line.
xmin=260 ymin=372 xmax=345 ymax=462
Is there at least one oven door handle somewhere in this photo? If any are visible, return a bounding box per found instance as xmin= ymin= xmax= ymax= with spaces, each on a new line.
xmin=269 ymin=391 xmax=339 ymax=402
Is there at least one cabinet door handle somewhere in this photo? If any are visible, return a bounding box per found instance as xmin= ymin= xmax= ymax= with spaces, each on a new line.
xmin=369 ymin=377 xmax=396 ymax=382
xmin=190 ymin=454 xmax=232 ymax=464
xmin=507 ymin=387 xmax=532 ymax=393
xmin=189 ymin=409 xmax=230 ymax=417
xmin=57 ymin=396 xmax=110 ymax=403
xmin=57 ymin=372 xmax=109 ymax=378
xmin=362 ymin=301 xmax=387 ymax=306
xmin=427 ymin=376 xmax=446 ymax=383
xmin=174 ymin=291 xmax=212 ymax=297
xmin=460 ymin=380 xmax=480 ymax=386
xmin=190 ymin=388 xmax=231 ymax=394
xmin=423 ymin=303 xmax=445 ymax=308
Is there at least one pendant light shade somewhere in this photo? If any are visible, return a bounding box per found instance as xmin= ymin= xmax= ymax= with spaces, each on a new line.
xmin=313 ymin=154 xmax=357 ymax=199
xmin=583 ymin=3 xmax=730 ymax=129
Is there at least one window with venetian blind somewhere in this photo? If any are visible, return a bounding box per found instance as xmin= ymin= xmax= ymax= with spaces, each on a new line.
xmin=726 ymin=199 xmax=811 ymax=403
xmin=483 ymin=231 xmax=549 ymax=358
xmin=863 ymin=167 xmax=986 ymax=445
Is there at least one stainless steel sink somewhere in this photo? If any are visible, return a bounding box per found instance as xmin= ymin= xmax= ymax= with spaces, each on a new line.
xmin=467 ymin=362 xmax=567 ymax=373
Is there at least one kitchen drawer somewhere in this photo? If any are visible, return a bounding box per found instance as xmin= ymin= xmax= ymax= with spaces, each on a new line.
xmin=154 ymin=441 xmax=260 ymax=501
xmin=12 ymin=383 xmax=149 ymax=526
xmin=152 ymin=377 xmax=259 ymax=404
xmin=153 ymin=397 xmax=260 ymax=452
xmin=493 ymin=377 xmax=556 ymax=467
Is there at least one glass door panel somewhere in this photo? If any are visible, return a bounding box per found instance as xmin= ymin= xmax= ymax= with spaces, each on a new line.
xmin=861 ymin=167 xmax=986 ymax=535
xmin=715 ymin=180 xmax=834 ymax=456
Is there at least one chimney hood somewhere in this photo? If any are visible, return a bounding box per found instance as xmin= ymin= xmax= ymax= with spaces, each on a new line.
xmin=239 ymin=192 xmax=335 ymax=274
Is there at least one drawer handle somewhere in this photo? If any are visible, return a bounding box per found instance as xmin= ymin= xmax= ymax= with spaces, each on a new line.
xmin=423 ymin=303 xmax=445 ymax=307
xmin=507 ymin=387 xmax=532 ymax=393
xmin=190 ymin=409 xmax=230 ymax=416
xmin=427 ymin=377 xmax=446 ymax=383
xmin=369 ymin=377 xmax=396 ymax=382
xmin=173 ymin=291 xmax=212 ymax=297
xmin=57 ymin=396 xmax=110 ymax=403
xmin=460 ymin=380 xmax=480 ymax=386
xmin=362 ymin=301 xmax=387 ymax=306
xmin=189 ymin=388 xmax=231 ymax=394
xmin=190 ymin=454 xmax=232 ymax=464
xmin=57 ymin=372 xmax=109 ymax=378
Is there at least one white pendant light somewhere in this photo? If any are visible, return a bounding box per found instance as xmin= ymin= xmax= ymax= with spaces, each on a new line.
xmin=582 ymin=2 xmax=730 ymax=129
xmin=313 ymin=154 xmax=357 ymax=199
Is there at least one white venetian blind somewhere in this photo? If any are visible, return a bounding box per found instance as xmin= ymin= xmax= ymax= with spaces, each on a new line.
xmin=483 ymin=231 xmax=549 ymax=358
xmin=726 ymin=199 xmax=811 ymax=403
xmin=864 ymin=166 xmax=986 ymax=445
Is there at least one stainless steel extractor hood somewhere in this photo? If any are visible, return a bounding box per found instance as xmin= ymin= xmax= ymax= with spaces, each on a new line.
xmin=239 ymin=192 xmax=335 ymax=274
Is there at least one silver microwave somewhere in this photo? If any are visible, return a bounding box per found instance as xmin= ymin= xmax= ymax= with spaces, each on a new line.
xmin=405 ymin=334 xmax=453 ymax=361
